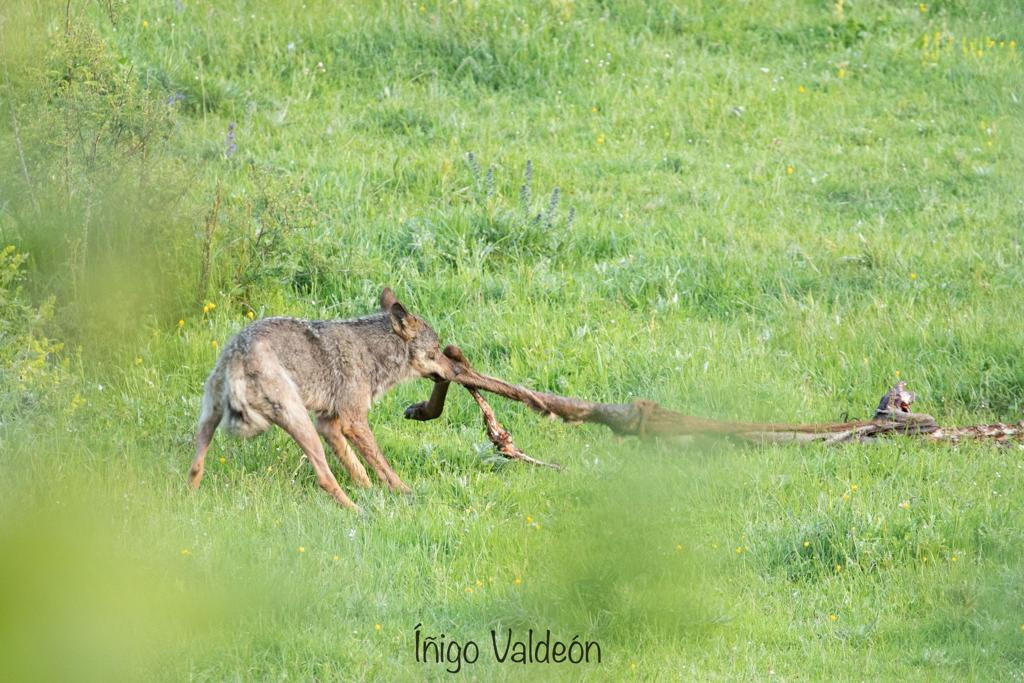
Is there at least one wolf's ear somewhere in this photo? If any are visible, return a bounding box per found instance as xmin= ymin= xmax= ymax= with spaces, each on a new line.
xmin=389 ymin=301 xmax=421 ymax=341
xmin=380 ymin=287 xmax=398 ymax=311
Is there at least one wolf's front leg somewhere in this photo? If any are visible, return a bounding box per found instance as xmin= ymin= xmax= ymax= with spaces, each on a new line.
xmin=316 ymin=415 xmax=372 ymax=488
xmin=274 ymin=410 xmax=360 ymax=511
xmin=342 ymin=417 xmax=412 ymax=494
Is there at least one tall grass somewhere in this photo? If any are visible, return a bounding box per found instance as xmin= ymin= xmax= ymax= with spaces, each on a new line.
xmin=1 ymin=0 xmax=1022 ymax=679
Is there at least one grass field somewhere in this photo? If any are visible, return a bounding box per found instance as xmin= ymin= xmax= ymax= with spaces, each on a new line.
xmin=1 ymin=0 xmax=1023 ymax=679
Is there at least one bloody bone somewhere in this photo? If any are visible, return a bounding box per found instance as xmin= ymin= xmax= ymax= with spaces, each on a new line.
xmin=407 ymin=345 xmax=1024 ymax=466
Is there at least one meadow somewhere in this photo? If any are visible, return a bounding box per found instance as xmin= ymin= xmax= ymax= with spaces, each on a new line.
xmin=1 ymin=0 xmax=1022 ymax=679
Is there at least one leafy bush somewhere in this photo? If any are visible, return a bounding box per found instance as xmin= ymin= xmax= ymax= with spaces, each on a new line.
xmin=0 ymin=245 xmax=67 ymax=419
xmin=0 ymin=14 xmax=196 ymax=349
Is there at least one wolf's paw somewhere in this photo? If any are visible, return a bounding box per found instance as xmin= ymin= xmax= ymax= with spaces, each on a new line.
xmin=391 ymin=480 xmax=413 ymax=495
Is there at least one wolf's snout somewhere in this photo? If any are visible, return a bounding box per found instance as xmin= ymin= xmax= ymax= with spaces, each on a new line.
xmin=436 ymin=355 xmax=459 ymax=381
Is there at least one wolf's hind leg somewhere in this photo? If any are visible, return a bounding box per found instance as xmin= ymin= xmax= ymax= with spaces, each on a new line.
xmin=316 ymin=415 xmax=372 ymax=488
xmin=188 ymin=399 xmax=222 ymax=490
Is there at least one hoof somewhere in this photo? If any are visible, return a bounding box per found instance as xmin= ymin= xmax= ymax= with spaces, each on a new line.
xmin=404 ymin=402 xmax=427 ymax=420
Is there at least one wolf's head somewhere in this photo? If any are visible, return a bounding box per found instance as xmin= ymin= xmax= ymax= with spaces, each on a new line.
xmin=380 ymin=287 xmax=455 ymax=382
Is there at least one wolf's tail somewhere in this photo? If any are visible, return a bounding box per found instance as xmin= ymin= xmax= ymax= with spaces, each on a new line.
xmin=220 ymin=356 xmax=270 ymax=438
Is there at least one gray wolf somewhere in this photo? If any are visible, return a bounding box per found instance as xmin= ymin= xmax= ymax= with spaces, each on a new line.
xmin=188 ymin=288 xmax=455 ymax=510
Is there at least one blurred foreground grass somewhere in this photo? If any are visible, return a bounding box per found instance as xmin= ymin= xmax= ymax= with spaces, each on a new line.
xmin=1 ymin=0 xmax=1022 ymax=679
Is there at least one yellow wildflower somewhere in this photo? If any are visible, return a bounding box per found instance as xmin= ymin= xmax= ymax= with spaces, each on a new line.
xmin=247 ymin=310 xmax=255 ymax=320
xmin=786 ymin=165 xmax=794 ymax=175
xmin=829 ymin=613 xmax=838 ymax=622
xmin=899 ymin=500 xmax=910 ymax=509
xmin=803 ymin=541 xmax=811 ymax=548
xmin=676 ymin=544 xmax=683 ymax=552
xmin=211 ymin=340 xmax=218 ymax=349
xmin=910 ymin=272 xmax=917 ymax=280
xmin=219 ymin=456 xmax=226 ymax=464
xmin=514 ymin=576 xmax=522 ymax=585
xmin=181 ymin=548 xmax=192 ymax=556
xmin=798 ymin=85 xmax=806 ymax=93
xmin=135 ymin=356 xmax=143 ymax=365
xmin=142 ymin=19 xmax=149 ymax=28
xmin=375 ymin=623 xmax=382 ymax=632
xmin=475 ymin=579 xmax=483 ymax=588
xmin=596 ymin=133 xmax=605 ymax=145
xmin=298 ymin=546 xmax=306 ymax=553
xmin=333 ymin=554 xmax=340 ymax=561
xmin=178 ymin=319 xmax=185 ymax=328
xmin=850 ymin=484 xmax=859 ymax=492
xmin=918 ymin=3 xmax=926 ymax=11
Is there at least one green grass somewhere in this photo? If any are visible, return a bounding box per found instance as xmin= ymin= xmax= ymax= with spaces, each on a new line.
xmin=1 ymin=0 xmax=1023 ymax=679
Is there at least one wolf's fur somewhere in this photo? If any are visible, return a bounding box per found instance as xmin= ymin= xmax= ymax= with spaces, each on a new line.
xmin=188 ymin=288 xmax=454 ymax=511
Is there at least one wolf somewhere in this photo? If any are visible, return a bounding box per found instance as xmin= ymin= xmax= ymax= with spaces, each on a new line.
xmin=188 ymin=288 xmax=455 ymax=510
